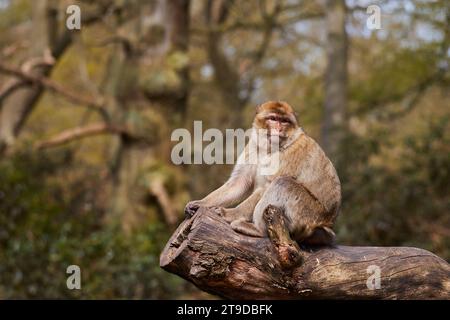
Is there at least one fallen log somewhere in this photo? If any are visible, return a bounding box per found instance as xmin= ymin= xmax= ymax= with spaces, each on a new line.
xmin=160 ymin=207 xmax=450 ymax=299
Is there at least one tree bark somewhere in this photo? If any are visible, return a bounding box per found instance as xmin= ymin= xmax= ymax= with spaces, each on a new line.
xmin=160 ymin=208 xmax=450 ymax=300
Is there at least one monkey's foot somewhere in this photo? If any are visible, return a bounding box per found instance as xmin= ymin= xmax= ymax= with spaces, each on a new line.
xmin=230 ymin=219 xmax=264 ymax=238
xmin=209 ymin=206 xmax=226 ymax=217
xmin=209 ymin=206 xmax=235 ymax=223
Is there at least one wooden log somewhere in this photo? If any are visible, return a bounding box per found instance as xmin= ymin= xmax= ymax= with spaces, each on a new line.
xmin=160 ymin=207 xmax=450 ymax=299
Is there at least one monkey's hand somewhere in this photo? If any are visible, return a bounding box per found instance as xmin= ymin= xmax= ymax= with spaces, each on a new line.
xmin=184 ymin=200 xmax=202 ymax=218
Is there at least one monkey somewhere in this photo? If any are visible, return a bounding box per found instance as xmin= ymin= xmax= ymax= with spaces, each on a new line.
xmin=185 ymin=101 xmax=341 ymax=246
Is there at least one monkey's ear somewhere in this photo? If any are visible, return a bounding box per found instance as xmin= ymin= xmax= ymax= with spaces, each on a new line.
xmin=255 ymin=104 xmax=262 ymax=114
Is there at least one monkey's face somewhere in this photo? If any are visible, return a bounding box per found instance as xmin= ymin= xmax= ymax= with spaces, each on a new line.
xmin=253 ymin=101 xmax=298 ymax=141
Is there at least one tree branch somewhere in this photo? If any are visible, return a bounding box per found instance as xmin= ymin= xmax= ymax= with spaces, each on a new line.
xmin=0 ymin=1 xmax=117 ymax=153
xmin=360 ymin=70 xmax=447 ymax=120
xmin=0 ymin=62 xmax=106 ymax=114
xmin=0 ymin=80 xmax=28 ymax=104
xmin=35 ymin=122 xmax=128 ymax=149
xmin=160 ymin=208 xmax=450 ymax=299
xmin=192 ymin=5 xmax=324 ymax=34
xmin=0 ymin=51 xmax=54 ymax=104
xmin=149 ymin=179 xmax=179 ymax=227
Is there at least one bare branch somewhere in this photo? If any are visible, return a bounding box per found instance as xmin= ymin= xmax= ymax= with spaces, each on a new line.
xmin=193 ymin=0 xmax=324 ymax=35
xmin=0 ymin=80 xmax=27 ymax=103
xmin=0 ymin=1 xmax=120 ymax=153
xmin=360 ymin=70 xmax=447 ymax=120
xmin=0 ymin=62 xmax=106 ymax=114
xmin=0 ymin=52 xmax=55 ymax=103
xmin=20 ymin=49 xmax=55 ymax=73
xmin=149 ymin=179 xmax=179 ymax=227
xmin=0 ymin=42 xmax=28 ymax=59
xmin=35 ymin=122 xmax=128 ymax=149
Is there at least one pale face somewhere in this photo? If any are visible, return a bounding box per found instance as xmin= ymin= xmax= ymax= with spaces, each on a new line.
xmin=264 ymin=113 xmax=295 ymax=138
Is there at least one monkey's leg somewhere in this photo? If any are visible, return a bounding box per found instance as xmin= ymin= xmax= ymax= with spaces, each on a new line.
xmin=219 ymin=188 xmax=264 ymax=223
xmin=230 ymin=218 xmax=264 ymax=237
xmin=254 ymin=176 xmax=334 ymax=246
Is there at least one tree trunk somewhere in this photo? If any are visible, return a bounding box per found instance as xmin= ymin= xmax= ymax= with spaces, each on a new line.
xmin=205 ymin=0 xmax=245 ymax=128
xmin=108 ymin=0 xmax=190 ymax=230
xmin=160 ymin=208 xmax=450 ymax=299
xmin=321 ymin=0 xmax=348 ymax=160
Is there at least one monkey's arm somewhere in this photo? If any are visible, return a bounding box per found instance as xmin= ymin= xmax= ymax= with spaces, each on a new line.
xmin=200 ymin=143 xmax=258 ymax=207
xmin=201 ymin=165 xmax=254 ymax=208
xmin=185 ymin=163 xmax=255 ymax=217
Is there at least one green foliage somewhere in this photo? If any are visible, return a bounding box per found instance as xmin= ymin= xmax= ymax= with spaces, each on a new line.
xmin=0 ymin=153 xmax=185 ymax=299
xmin=350 ymin=45 xmax=439 ymax=115
xmin=337 ymin=116 xmax=450 ymax=260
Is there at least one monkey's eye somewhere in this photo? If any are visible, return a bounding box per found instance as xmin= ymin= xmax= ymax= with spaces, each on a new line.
xmin=267 ymin=116 xmax=277 ymax=121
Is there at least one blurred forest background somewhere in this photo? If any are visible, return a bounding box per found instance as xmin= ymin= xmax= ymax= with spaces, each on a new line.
xmin=0 ymin=0 xmax=448 ymax=299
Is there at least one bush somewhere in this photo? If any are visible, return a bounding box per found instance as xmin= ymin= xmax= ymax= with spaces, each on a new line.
xmin=0 ymin=152 xmax=186 ymax=299
xmin=336 ymin=116 xmax=450 ymax=260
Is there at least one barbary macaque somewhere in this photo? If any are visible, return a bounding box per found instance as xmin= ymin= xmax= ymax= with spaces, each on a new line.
xmin=185 ymin=101 xmax=341 ymax=245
